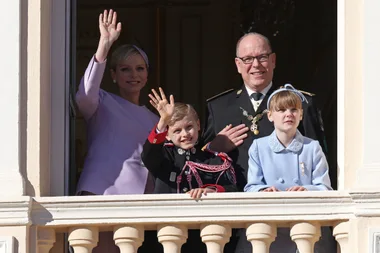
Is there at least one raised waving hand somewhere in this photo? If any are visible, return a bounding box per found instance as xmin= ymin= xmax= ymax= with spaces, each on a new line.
xmin=149 ymin=88 xmax=175 ymax=132
xmin=95 ymin=9 xmax=122 ymax=63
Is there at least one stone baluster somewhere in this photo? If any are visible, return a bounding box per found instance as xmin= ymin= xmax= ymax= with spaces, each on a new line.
xmin=290 ymin=222 xmax=321 ymax=253
xmin=68 ymin=227 xmax=99 ymax=253
xmin=37 ymin=228 xmax=56 ymax=253
xmin=200 ymin=224 xmax=231 ymax=253
xmin=113 ymin=225 xmax=144 ymax=253
xmin=333 ymin=221 xmax=349 ymax=253
xmin=246 ymin=223 xmax=277 ymax=253
xmin=157 ymin=225 xmax=188 ymax=253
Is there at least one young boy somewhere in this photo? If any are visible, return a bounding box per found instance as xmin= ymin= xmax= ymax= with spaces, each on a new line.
xmin=141 ymin=87 xmax=237 ymax=199
xmin=236 ymin=84 xmax=334 ymax=253
xmin=244 ymin=84 xmax=332 ymax=193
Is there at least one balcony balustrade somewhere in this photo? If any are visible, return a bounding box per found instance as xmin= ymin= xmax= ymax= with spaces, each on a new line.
xmin=5 ymin=191 xmax=377 ymax=252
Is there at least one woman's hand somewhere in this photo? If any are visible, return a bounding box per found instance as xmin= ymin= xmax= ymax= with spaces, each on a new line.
xmin=95 ymin=9 xmax=122 ymax=63
xmin=260 ymin=186 xmax=280 ymax=192
xmin=149 ymin=87 xmax=175 ymax=131
xmin=187 ymin=187 xmax=216 ymax=199
xmin=99 ymin=9 xmax=121 ymax=45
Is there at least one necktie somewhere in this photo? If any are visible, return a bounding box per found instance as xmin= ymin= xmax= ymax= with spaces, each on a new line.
xmin=251 ymin=93 xmax=263 ymax=101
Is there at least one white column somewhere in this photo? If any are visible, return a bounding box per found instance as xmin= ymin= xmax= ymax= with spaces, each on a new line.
xmin=157 ymin=225 xmax=188 ymax=253
xmin=355 ymin=0 xmax=380 ymax=188
xmin=246 ymin=223 xmax=277 ymax=253
xmin=0 ymin=0 xmax=26 ymax=196
xmin=290 ymin=222 xmax=321 ymax=253
xmin=37 ymin=228 xmax=56 ymax=253
xmin=68 ymin=227 xmax=99 ymax=253
xmin=200 ymin=224 xmax=231 ymax=253
xmin=113 ymin=225 xmax=144 ymax=253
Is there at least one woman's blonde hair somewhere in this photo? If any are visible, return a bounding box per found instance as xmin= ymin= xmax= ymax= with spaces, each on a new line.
xmin=110 ymin=44 xmax=149 ymax=70
xmin=268 ymin=90 xmax=302 ymax=111
xmin=168 ymin=103 xmax=199 ymax=126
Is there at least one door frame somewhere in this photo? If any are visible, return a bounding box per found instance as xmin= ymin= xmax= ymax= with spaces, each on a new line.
xmin=49 ymin=0 xmax=346 ymax=195
xmin=50 ymin=0 xmax=74 ymax=196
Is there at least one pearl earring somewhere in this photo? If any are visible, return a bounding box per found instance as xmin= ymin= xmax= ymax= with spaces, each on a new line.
xmin=113 ymin=80 xmax=116 ymax=84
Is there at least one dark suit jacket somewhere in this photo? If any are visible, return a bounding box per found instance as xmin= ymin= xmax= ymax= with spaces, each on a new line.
xmin=141 ymin=129 xmax=237 ymax=194
xmin=202 ymin=85 xmax=327 ymax=191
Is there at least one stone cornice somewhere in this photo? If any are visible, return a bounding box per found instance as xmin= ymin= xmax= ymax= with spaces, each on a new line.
xmin=31 ymin=192 xmax=354 ymax=229
xmin=2 ymin=192 xmax=378 ymax=228
xmin=0 ymin=197 xmax=32 ymax=226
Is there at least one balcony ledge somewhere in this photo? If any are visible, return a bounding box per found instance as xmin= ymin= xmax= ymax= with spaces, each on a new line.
xmin=1 ymin=191 xmax=379 ymax=229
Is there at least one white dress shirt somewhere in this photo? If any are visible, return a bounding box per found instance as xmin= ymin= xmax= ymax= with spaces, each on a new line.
xmin=245 ymin=82 xmax=272 ymax=111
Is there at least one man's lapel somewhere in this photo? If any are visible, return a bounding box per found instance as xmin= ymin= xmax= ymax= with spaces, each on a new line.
xmin=235 ymin=86 xmax=255 ymax=116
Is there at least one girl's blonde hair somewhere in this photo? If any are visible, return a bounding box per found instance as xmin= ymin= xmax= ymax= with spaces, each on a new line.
xmin=268 ymin=90 xmax=302 ymax=111
xmin=168 ymin=103 xmax=199 ymax=126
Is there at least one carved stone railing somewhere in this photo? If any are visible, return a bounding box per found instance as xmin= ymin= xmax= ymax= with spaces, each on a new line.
xmin=4 ymin=191 xmax=380 ymax=252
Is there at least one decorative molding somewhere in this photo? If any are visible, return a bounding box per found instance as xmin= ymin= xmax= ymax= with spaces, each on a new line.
xmin=0 ymin=197 xmax=31 ymax=226
xmin=32 ymin=192 xmax=353 ymax=230
xmin=350 ymin=191 xmax=380 ymax=217
xmin=369 ymin=228 xmax=380 ymax=253
xmin=0 ymin=236 xmax=15 ymax=253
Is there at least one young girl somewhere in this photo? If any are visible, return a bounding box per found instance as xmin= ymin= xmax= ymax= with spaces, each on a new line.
xmin=141 ymin=88 xmax=237 ymax=199
xmin=236 ymin=84 xmax=334 ymax=253
xmin=244 ymin=84 xmax=332 ymax=193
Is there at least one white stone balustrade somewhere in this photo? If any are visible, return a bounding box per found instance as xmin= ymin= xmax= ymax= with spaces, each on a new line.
xmin=290 ymin=222 xmax=321 ymax=253
xmin=68 ymin=227 xmax=99 ymax=253
xmin=113 ymin=225 xmax=144 ymax=253
xmin=246 ymin=223 xmax=277 ymax=253
xmin=333 ymin=221 xmax=350 ymax=253
xmin=37 ymin=228 xmax=56 ymax=253
xmin=157 ymin=225 xmax=188 ymax=253
xmin=201 ymin=224 xmax=231 ymax=253
xmin=22 ymin=191 xmax=379 ymax=252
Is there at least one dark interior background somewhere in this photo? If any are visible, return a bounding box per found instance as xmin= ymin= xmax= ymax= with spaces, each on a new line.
xmin=70 ymin=0 xmax=337 ymax=193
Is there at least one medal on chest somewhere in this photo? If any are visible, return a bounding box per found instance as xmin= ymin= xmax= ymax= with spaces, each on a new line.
xmin=239 ymin=107 xmax=268 ymax=135
xmin=177 ymin=147 xmax=196 ymax=160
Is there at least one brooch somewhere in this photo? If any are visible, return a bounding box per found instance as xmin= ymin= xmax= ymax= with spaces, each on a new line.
xmin=240 ymin=107 xmax=268 ymax=135
xmin=177 ymin=147 xmax=196 ymax=160
xmin=300 ymin=162 xmax=305 ymax=175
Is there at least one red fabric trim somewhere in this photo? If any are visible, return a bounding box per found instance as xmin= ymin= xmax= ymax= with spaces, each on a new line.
xmin=201 ymin=142 xmax=211 ymax=151
xmin=148 ymin=124 xmax=168 ymax=144
xmin=201 ymin=184 xmax=225 ymax=193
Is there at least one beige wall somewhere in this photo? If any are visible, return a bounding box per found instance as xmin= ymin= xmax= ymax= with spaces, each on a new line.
xmin=26 ymin=0 xmax=53 ymax=197
xmin=337 ymin=0 xmax=363 ymax=189
xmin=0 ymin=226 xmax=29 ymax=253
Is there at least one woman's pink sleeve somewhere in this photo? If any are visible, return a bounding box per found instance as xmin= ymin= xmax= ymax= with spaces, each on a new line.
xmin=75 ymin=56 xmax=107 ymax=120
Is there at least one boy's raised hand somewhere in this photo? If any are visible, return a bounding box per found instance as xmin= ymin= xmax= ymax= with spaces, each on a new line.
xmin=149 ymin=87 xmax=175 ymax=131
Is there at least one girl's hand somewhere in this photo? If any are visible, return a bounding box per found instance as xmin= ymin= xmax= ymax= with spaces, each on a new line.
xmin=149 ymin=88 xmax=175 ymax=130
xmin=261 ymin=186 xmax=280 ymax=192
xmin=286 ymin=186 xmax=307 ymax=191
xmin=187 ymin=188 xmax=216 ymax=199
xmin=99 ymin=9 xmax=122 ymax=45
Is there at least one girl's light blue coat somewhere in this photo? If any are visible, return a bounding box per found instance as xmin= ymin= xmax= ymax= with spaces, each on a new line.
xmin=245 ymin=130 xmax=332 ymax=192
xmin=236 ymin=131 xmax=335 ymax=253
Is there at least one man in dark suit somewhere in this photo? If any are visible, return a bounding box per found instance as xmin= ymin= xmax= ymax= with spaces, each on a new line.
xmin=202 ymin=32 xmax=327 ymax=192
